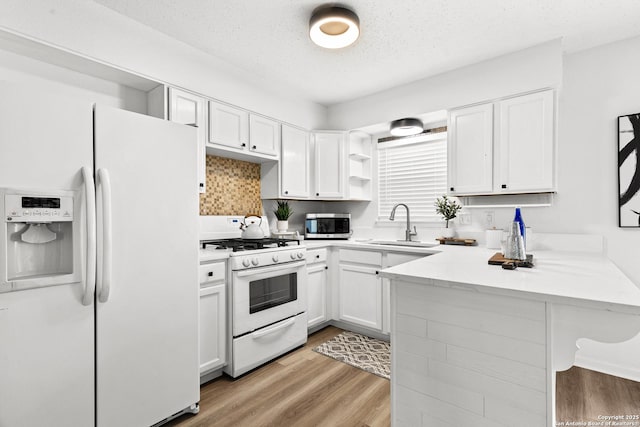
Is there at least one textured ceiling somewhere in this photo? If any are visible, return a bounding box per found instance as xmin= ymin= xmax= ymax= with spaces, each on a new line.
xmin=91 ymin=0 xmax=640 ymax=106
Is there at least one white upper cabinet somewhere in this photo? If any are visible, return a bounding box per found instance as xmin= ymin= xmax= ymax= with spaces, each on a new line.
xmin=280 ymin=124 xmax=310 ymax=198
xmin=208 ymin=100 xmax=280 ymax=161
xmin=312 ymin=131 xmax=345 ymax=199
xmin=497 ymin=90 xmax=554 ymax=192
xmin=448 ymin=103 xmax=494 ymax=195
xmin=249 ymin=115 xmax=280 ymax=157
xmin=168 ymin=87 xmax=206 ymax=193
xmin=208 ymin=100 xmax=249 ymax=150
xmin=448 ymin=89 xmax=555 ymax=195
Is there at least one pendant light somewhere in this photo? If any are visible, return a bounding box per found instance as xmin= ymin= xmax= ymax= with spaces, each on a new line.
xmin=390 ymin=118 xmax=423 ymax=136
xmin=309 ymin=5 xmax=360 ymax=49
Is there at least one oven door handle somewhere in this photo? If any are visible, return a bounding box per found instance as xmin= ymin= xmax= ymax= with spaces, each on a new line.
xmin=234 ymin=260 xmax=306 ymax=278
xmin=251 ymin=316 xmax=296 ymax=339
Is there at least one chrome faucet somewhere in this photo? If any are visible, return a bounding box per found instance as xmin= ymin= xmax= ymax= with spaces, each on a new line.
xmin=389 ymin=203 xmax=417 ymax=241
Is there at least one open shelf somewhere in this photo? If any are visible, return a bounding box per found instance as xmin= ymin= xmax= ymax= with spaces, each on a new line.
xmin=349 ymin=152 xmax=371 ymax=161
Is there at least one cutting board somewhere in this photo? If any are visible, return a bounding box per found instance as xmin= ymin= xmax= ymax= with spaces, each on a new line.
xmin=436 ymin=237 xmax=477 ymax=246
xmin=488 ymin=252 xmax=534 ymax=268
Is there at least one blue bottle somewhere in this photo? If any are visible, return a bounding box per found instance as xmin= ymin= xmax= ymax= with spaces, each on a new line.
xmin=514 ymin=207 xmax=526 ymax=250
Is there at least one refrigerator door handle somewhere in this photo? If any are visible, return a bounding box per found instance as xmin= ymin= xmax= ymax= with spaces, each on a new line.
xmin=97 ymin=168 xmax=113 ymax=303
xmin=81 ymin=167 xmax=97 ymax=306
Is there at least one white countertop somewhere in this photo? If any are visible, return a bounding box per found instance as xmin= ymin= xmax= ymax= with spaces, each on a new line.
xmin=199 ymin=237 xmax=640 ymax=313
xmin=380 ymin=244 xmax=640 ymax=313
xmin=302 ymin=239 xmax=441 ymax=256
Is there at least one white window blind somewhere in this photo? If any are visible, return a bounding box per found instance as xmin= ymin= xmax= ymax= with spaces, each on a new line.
xmin=378 ymin=133 xmax=447 ymax=222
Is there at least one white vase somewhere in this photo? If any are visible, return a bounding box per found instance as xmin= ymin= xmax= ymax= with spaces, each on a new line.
xmin=277 ymin=220 xmax=288 ymax=232
xmin=441 ymin=226 xmax=455 ymax=238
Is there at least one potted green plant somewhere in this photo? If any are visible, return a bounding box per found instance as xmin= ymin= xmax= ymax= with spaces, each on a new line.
xmin=273 ymin=200 xmax=293 ymax=232
xmin=434 ymin=195 xmax=462 ymax=238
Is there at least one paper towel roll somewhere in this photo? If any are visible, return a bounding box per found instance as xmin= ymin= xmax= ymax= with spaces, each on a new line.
xmin=486 ymin=229 xmax=503 ymax=249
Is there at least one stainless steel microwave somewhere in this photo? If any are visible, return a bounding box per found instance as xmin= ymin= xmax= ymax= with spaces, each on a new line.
xmin=305 ymin=213 xmax=351 ymax=239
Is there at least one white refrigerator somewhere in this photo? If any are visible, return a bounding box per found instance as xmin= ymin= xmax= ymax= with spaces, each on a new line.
xmin=0 ymin=84 xmax=200 ymax=427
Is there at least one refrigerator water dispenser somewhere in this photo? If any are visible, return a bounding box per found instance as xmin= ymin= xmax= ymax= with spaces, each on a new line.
xmin=1 ymin=189 xmax=80 ymax=292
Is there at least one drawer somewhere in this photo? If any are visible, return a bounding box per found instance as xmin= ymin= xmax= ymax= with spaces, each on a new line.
xmin=231 ymin=313 xmax=307 ymax=377
xmin=339 ymin=248 xmax=382 ymax=266
xmin=306 ymin=248 xmax=327 ymax=265
xmin=199 ymin=261 xmax=226 ymax=285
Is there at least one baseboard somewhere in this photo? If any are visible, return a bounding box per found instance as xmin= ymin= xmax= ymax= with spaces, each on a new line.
xmin=574 ymin=355 xmax=640 ymax=382
xmin=329 ymin=320 xmax=390 ymax=342
xmin=308 ymin=321 xmax=332 ymax=335
xmin=200 ymin=367 xmax=224 ymax=385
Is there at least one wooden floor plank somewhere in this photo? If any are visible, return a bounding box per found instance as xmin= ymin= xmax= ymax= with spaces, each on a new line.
xmin=168 ymin=326 xmax=390 ymax=427
xmin=556 ymin=366 xmax=640 ymax=423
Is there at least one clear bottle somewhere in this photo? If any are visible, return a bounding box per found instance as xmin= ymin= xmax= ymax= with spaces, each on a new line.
xmin=514 ymin=207 xmax=526 ymax=249
xmin=504 ymin=221 xmax=526 ymax=260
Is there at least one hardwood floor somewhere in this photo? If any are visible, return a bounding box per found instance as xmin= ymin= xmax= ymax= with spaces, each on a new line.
xmin=556 ymin=366 xmax=640 ymax=423
xmin=168 ymin=326 xmax=640 ymax=427
xmin=168 ymin=326 xmax=390 ymax=427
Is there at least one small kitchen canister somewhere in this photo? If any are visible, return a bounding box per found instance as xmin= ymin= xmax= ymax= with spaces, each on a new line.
xmin=486 ymin=228 xmax=503 ymax=249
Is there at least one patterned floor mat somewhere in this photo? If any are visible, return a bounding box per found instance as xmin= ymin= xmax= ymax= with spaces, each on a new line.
xmin=313 ymin=331 xmax=390 ymax=380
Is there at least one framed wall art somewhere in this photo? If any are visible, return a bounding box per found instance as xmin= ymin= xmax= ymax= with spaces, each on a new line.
xmin=618 ymin=113 xmax=640 ymax=227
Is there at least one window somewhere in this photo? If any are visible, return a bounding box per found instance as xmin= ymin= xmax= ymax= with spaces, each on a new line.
xmin=377 ymin=132 xmax=447 ymax=222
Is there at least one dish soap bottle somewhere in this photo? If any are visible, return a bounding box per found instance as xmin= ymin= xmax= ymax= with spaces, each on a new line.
xmin=514 ymin=207 xmax=526 ymax=250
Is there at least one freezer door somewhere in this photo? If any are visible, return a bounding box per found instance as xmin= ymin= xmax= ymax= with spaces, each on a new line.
xmin=0 ymin=83 xmax=94 ymax=427
xmin=94 ymin=105 xmax=199 ymax=427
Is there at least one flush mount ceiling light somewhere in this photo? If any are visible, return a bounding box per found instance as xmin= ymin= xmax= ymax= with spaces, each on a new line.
xmin=390 ymin=118 xmax=424 ymax=136
xmin=309 ymin=5 xmax=360 ymax=49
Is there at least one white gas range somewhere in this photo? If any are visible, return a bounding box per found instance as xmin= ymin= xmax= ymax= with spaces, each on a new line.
xmin=200 ymin=216 xmax=308 ymax=378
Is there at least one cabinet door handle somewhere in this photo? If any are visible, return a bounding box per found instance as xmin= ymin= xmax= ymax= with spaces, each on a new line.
xmin=208 ymin=272 xmax=213 ymax=277
xmin=316 ymin=254 xmax=320 ymax=258
xmin=325 ymin=266 xmax=328 ymax=270
xmin=450 ymin=187 xmax=454 ymax=191
xmin=252 ymin=145 xmax=257 ymax=150
xmin=375 ymin=270 xmax=379 ymax=275
xmin=241 ymin=143 xmax=246 ymax=147
xmin=316 ymin=193 xmax=319 ymax=196
xmin=284 ymin=190 xmax=289 ymax=195
xmin=501 ymin=184 xmax=507 ymax=189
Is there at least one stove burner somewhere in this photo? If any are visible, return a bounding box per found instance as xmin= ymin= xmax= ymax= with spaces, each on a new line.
xmin=201 ymin=237 xmax=300 ymax=252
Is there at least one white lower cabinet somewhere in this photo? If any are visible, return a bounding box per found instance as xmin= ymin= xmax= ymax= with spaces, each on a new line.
xmin=305 ymin=247 xmax=428 ymax=336
xmin=306 ymin=248 xmax=328 ymax=328
xmin=199 ymin=261 xmax=226 ymax=376
xmin=338 ymin=264 xmax=382 ymax=330
xmin=338 ymin=249 xmax=383 ymax=332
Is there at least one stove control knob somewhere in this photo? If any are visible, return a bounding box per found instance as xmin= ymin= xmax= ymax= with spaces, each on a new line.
xmin=251 ymin=257 xmax=259 ymax=266
xmin=242 ymin=258 xmax=250 ymax=268
xmin=272 ymin=254 xmax=279 ymax=263
xmin=297 ymin=252 xmax=304 ymax=259
xmin=290 ymin=252 xmax=296 ymax=260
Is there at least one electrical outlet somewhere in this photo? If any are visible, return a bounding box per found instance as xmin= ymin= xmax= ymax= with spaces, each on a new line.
xmin=484 ymin=211 xmax=495 ymax=228
xmin=458 ymin=212 xmax=471 ymax=225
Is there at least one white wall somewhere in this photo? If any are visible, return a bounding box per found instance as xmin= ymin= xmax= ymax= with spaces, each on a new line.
xmin=557 ymin=35 xmax=640 ymax=381
xmin=0 ymin=0 xmax=327 ymax=130
xmin=327 ymin=39 xmax=562 ymax=130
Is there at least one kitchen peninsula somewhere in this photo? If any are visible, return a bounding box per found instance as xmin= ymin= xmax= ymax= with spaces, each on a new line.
xmin=380 ymin=245 xmax=640 ymax=427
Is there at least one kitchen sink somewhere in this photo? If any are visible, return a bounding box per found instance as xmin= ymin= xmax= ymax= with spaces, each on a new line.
xmin=356 ymin=239 xmax=439 ymax=248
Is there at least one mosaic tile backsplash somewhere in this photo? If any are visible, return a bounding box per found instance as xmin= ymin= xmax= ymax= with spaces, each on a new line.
xmin=199 ymin=155 xmax=263 ymax=216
